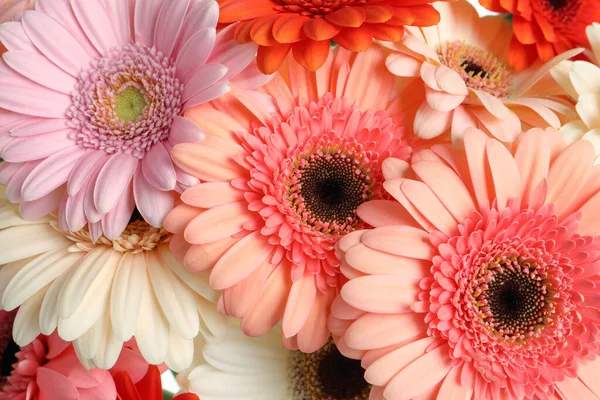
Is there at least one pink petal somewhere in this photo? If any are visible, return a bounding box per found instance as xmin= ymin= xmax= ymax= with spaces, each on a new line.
xmin=0 ymin=21 xmax=37 ymax=52
xmin=386 ymin=52 xmax=421 ymax=77
xmin=486 ymin=139 xmax=521 ymax=210
xmin=36 ymin=0 xmax=99 ymax=57
xmin=172 ymin=142 xmax=245 ymax=182
xmin=184 ymin=81 xmax=230 ymax=109
xmin=142 ymin=142 xmax=177 ymax=191
xmin=210 ymin=231 xmax=274 ymax=290
xmin=94 ymin=152 xmax=138 ymax=214
xmin=10 ymin=118 xmax=68 ymax=137
xmin=180 ymin=181 xmax=244 ymax=208
xmin=360 ymin=225 xmax=435 ymax=260
xmin=295 ymin=291 xmax=330 ymax=353
xmin=78 ymin=376 xmax=117 ymax=400
xmin=21 ymin=146 xmax=85 ymax=201
xmin=450 ymin=105 xmax=478 ymax=145
xmin=20 ymin=186 xmax=64 ymax=220
xmin=400 ymin=179 xmax=457 ymax=236
xmin=5 ymin=160 xmax=40 ymax=202
xmin=341 ymin=275 xmax=419 ymax=314
xmin=434 ymin=64 xmax=468 ymax=95
xmin=70 ymin=0 xmax=122 ymax=55
xmin=208 ymin=27 xmax=257 ymax=81
xmin=282 ymin=273 xmax=317 ymax=339
xmin=153 ymin=0 xmax=190 ymax=59
xmin=183 ymin=236 xmax=240 ymax=272
xmin=229 ymin=60 xmax=274 ymax=90
xmin=0 ymin=161 xmax=21 ymax=185
xmin=133 ymin=0 xmax=162 ymax=47
xmin=133 ymin=167 xmax=174 ymax=227
xmin=36 ymin=367 xmax=79 ymax=400
xmin=463 ymin=128 xmax=493 ymax=209
xmin=176 ymin=29 xmax=218 ymax=84
xmin=344 ymin=243 xmax=428 ymax=280
xmin=67 ymin=150 xmax=109 ymax=197
xmin=345 ymin=313 xmax=427 ymax=350
xmin=3 ymin=51 xmax=76 ymax=93
xmin=63 ymin=184 xmax=88 ymax=232
xmin=168 ymin=116 xmax=205 ymax=146
xmin=357 ymin=200 xmax=417 ymax=228
xmin=101 ymin=188 xmax=135 ymax=240
xmin=175 ymin=0 xmax=218 ymax=53
xmin=102 ymin=0 xmax=132 ymax=44
xmin=183 ymin=201 xmax=253 ymax=245
xmin=425 ymin=87 xmax=465 ymax=112
xmin=2 ymin=129 xmax=74 ymax=162
xmin=420 ymin=62 xmax=441 ymax=91
xmin=22 ymin=11 xmax=91 ymax=75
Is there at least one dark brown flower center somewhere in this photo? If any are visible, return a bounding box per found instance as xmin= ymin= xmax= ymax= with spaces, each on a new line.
xmin=289 ymin=339 xmax=370 ymax=400
xmin=0 ymin=339 xmax=18 ymax=378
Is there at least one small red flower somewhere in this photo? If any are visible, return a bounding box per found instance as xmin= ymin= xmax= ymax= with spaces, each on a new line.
xmin=115 ymin=365 xmax=199 ymax=400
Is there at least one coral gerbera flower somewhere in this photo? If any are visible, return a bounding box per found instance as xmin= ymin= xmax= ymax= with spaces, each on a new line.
xmin=0 ymin=310 xmax=148 ymax=399
xmin=178 ymin=322 xmax=371 ymax=400
xmin=218 ymin=0 xmax=444 ymax=73
xmin=552 ymin=23 xmax=600 ymax=155
xmin=0 ymin=185 xmax=223 ymax=371
xmin=0 ymin=0 xmax=260 ymax=240
xmin=385 ymin=0 xmax=581 ymax=144
xmin=116 ymin=365 xmax=199 ymax=400
xmin=165 ymin=45 xmax=413 ymax=352
xmin=480 ymin=0 xmax=600 ymax=70
xmin=329 ymin=127 xmax=600 ymax=399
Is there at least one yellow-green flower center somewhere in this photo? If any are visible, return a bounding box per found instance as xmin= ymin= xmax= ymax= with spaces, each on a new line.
xmin=114 ymin=86 xmax=147 ymax=123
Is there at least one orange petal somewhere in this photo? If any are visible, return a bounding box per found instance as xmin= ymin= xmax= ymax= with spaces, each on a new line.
xmin=362 ymin=4 xmax=394 ymax=23
xmin=333 ymin=26 xmax=373 ymax=52
xmin=408 ymin=5 xmax=440 ymax=27
xmin=292 ymin=39 xmax=330 ymax=71
xmin=272 ymin=14 xmax=309 ymax=43
xmin=303 ymin=17 xmax=342 ymax=41
xmin=499 ymin=0 xmax=518 ymax=13
xmin=387 ymin=8 xmax=415 ymax=26
xmin=369 ymin=23 xmax=404 ymax=42
xmin=480 ymin=0 xmax=506 ymax=12
xmin=325 ymin=6 xmax=366 ymax=28
xmin=508 ymin=36 xmax=538 ymax=71
xmin=257 ymin=44 xmax=292 ymax=74
xmin=250 ymin=15 xmax=279 ymax=46
xmin=536 ymin=39 xmax=556 ymax=61
xmin=233 ymin=20 xmax=254 ymax=43
xmin=512 ymin=15 xmax=537 ymax=44
xmin=218 ymin=0 xmax=279 ymax=23
xmin=533 ymin=13 xmax=557 ymax=43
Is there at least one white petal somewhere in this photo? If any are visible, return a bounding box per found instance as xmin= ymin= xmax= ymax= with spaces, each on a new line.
xmin=39 ymin=271 xmax=70 ymax=335
xmin=110 ymin=252 xmax=146 ymax=342
xmin=0 ymin=224 xmax=69 ymax=264
xmin=165 ymin=327 xmax=194 ymax=372
xmin=135 ymin=267 xmax=169 ymax=364
xmin=13 ymin=286 xmax=46 ymax=346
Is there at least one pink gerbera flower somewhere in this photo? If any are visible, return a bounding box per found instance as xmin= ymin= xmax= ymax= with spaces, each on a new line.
xmin=330 ymin=127 xmax=600 ymax=399
xmin=385 ymin=0 xmax=581 ymax=144
xmin=0 ymin=0 xmax=261 ymax=240
xmin=165 ymin=45 xmax=413 ymax=352
xmin=0 ymin=310 xmax=148 ymax=399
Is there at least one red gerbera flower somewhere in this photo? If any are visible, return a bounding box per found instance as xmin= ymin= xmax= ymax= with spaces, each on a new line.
xmin=218 ymin=0 xmax=444 ymax=73
xmin=115 ymin=365 xmax=199 ymax=400
xmin=480 ymin=0 xmax=600 ymax=70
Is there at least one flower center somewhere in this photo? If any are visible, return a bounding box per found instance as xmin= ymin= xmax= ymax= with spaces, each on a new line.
xmin=67 ymin=43 xmax=183 ymax=159
xmin=114 ymin=86 xmax=147 ymax=123
xmin=0 ymin=340 xmax=18 ymax=379
xmin=531 ymin=0 xmax=590 ymax=36
xmin=290 ymin=150 xmax=373 ymax=234
xmin=437 ymin=40 xmax=512 ymax=98
xmin=547 ymin=0 xmax=568 ymax=9
xmin=289 ymin=339 xmax=370 ymax=400
xmin=276 ymin=0 xmax=368 ymax=16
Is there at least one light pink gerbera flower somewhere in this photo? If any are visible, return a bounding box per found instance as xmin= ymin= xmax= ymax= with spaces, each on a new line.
xmin=0 ymin=0 xmax=262 ymax=240
xmin=165 ymin=45 xmax=413 ymax=352
xmin=0 ymin=310 xmax=148 ymax=399
xmin=386 ymin=0 xmax=581 ymax=144
xmin=329 ymin=127 xmax=600 ymax=399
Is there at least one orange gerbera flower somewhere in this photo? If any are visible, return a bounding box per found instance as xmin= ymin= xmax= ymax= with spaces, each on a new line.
xmin=218 ymin=0 xmax=443 ymax=73
xmin=480 ymin=0 xmax=600 ymax=70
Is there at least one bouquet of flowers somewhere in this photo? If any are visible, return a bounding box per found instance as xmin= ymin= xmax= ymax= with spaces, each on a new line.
xmin=0 ymin=0 xmax=600 ymax=399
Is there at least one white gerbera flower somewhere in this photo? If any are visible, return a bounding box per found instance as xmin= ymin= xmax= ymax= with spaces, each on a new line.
xmin=0 ymin=185 xmax=225 ymax=370
xmin=178 ymin=322 xmax=372 ymax=400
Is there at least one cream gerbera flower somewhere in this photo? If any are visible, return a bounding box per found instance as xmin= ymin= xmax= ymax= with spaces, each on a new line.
xmin=178 ymin=322 xmax=371 ymax=400
xmin=0 ymin=185 xmax=224 ymax=371
xmin=552 ymin=22 xmax=600 ymax=157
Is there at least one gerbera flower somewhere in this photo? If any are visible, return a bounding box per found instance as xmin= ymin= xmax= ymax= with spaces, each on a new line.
xmin=480 ymin=0 xmax=600 ymax=70
xmin=116 ymin=365 xmax=199 ymax=400
xmin=0 ymin=186 xmax=224 ymax=371
xmin=385 ymin=0 xmax=581 ymax=143
xmin=551 ymin=23 xmax=600 ymax=155
xmin=0 ymin=310 xmax=148 ymax=399
xmin=217 ymin=0 xmax=444 ymax=74
xmin=329 ymin=127 xmax=600 ymax=399
xmin=178 ymin=323 xmax=371 ymax=400
xmin=165 ymin=45 xmax=413 ymax=352
xmin=0 ymin=0 xmax=261 ymax=240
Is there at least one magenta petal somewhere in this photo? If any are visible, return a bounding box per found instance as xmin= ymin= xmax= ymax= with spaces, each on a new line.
xmin=22 ymin=11 xmax=91 ymax=75
xmin=176 ymin=28 xmax=216 ymax=83
xmin=3 ymin=51 xmax=76 ymax=94
xmin=71 ymin=0 xmax=122 ymax=55
xmin=36 ymin=367 xmax=79 ymax=400
xmin=181 ymin=63 xmax=228 ymax=102
xmin=101 ymin=187 xmax=135 ymax=240
xmin=133 ymin=167 xmax=174 ymax=227
xmin=20 ymin=186 xmax=65 ymax=220
xmin=142 ymin=142 xmax=177 ymax=191
xmin=93 ymin=152 xmax=138 ymax=214
xmin=21 ymin=146 xmax=85 ymax=201
xmin=153 ymin=0 xmax=190 ymax=59
xmin=168 ymin=116 xmax=205 ymax=146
